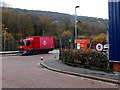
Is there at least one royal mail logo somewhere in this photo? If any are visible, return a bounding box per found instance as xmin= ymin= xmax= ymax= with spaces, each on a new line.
xmin=43 ymin=41 xmax=47 ymax=45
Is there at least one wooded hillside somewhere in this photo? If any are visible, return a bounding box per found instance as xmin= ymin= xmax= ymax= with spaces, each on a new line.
xmin=1 ymin=7 xmax=108 ymax=50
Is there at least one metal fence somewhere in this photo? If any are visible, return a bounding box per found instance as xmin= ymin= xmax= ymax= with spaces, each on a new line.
xmin=2 ymin=40 xmax=18 ymax=51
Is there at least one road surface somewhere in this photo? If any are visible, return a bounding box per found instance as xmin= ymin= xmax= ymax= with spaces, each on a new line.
xmin=2 ymin=50 xmax=118 ymax=88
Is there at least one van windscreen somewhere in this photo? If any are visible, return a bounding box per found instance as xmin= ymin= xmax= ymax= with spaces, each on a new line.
xmin=18 ymin=41 xmax=26 ymax=46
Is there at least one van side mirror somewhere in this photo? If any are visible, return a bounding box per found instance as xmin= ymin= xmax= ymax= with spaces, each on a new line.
xmin=26 ymin=41 xmax=31 ymax=46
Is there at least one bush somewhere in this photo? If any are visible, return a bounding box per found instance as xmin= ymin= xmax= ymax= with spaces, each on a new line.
xmin=59 ymin=49 xmax=113 ymax=72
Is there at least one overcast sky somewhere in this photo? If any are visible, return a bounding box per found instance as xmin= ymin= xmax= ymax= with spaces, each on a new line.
xmin=3 ymin=0 xmax=109 ymax=19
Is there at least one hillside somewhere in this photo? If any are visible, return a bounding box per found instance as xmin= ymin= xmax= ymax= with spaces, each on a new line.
xmin=3 ymin=7 xmax=108 ymax=24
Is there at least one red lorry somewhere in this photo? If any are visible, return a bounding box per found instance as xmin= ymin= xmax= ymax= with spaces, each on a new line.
xmin=18 ymin=36 xmax=54 ymax=55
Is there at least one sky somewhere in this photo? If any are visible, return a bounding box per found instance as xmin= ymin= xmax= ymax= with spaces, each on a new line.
xmin=2 ymin=0 xmax=109 ymax=19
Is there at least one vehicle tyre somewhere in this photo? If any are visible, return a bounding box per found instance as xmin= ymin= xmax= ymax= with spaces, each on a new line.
xmin=45 ymin=51 xmax=49 ymax=54
xmin=29 ymin=49 xmax=34 ymax=55
xmin=33 ymin=50 xmax=38 ymax=55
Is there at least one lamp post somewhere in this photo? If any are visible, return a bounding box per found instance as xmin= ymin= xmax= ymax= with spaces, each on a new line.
xmin=98 ymin=20 xmax=109 ymax=68
xmin=4 ymin=28 xmax=7 ymax=51
xmin=43 ymin=30 xmax=45 ymax=36
xmin=75 ymin=6 xmax=79 ymax=39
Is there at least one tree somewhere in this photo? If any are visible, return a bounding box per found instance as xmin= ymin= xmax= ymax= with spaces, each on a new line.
xmin=92 ymin=33 xmax=107 ymax=44
xmin=36 ymin=17 xmax=53 ymax=36
xmin=0 ymin=1 xmax=11 ymax=7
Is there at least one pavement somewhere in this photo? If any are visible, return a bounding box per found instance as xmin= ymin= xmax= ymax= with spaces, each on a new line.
xmin=0 ymin=51 xmax=19 ymax=54
xmin=41 ymin=57 xmax=120 ymax=84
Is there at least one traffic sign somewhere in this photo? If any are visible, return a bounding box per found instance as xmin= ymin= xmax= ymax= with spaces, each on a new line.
xmin=74 ymin=39 xmax=90 ymax=49
xmin=95 ymin=43 xmax=104 ymax=52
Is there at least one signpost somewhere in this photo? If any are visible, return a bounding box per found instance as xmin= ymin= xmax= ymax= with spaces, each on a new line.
xmin=77 ymin=43 xmax=80 ymax=49
xmin=95 ymin=43 xmax=104 ymax=52
xmin=74 ymin=39 xmax=90 ymax=49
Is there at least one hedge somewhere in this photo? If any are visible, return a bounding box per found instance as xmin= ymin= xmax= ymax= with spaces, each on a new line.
xmin=59 ymin=49 xmax=113 ymax=73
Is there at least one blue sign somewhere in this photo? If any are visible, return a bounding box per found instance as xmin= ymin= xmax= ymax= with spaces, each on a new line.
xmin=108 ymin=0 xmax=120 ymax=62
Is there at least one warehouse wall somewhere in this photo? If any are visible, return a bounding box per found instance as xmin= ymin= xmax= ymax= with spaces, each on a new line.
xmin=108 ymin=0 xmax=120 ymax=62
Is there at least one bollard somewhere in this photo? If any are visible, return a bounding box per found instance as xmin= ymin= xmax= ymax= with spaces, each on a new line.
xmin=54 ymin=56 xmax=57 ymax=58
xmin=40 ymin=57 xmax=44 ymax=60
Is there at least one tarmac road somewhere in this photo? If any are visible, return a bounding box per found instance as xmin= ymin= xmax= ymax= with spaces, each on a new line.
xmin=2 ymin=51 xmax=118 ymax=88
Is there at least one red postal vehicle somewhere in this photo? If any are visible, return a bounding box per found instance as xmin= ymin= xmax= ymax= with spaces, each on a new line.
xmin=18 ymin=36 xmax=54 ymax=55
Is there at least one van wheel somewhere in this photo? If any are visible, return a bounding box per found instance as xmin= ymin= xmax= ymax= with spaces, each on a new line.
xmin=34 ymin=51 xmax=38 ymax=55
xmin=46 ymin=51 xmax=49 ymax=54
xmin=29 ymin=49 xmax=34 ymax=55
xmin=44 ymin=51 xmax=49 ymax=54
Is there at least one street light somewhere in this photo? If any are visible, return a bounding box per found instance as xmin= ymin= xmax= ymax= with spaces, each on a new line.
xmin=43 ymin=30 xmax=45 ymax=36
xmin=98 ymin=20 xmax=109 ymax=68
xmin=4 ymin=28 xmax=7 ymax=51
xmin=75 ymin=6 xmax=80 ymax=39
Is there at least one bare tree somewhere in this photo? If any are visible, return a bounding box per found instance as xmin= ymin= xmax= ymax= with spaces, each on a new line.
xmin=0 ymin=1 xmax=11 ymax=7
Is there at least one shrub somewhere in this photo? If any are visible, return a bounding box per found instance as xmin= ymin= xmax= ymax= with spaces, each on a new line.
xmin=59 ymin=49 xmax=113 ymax=72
